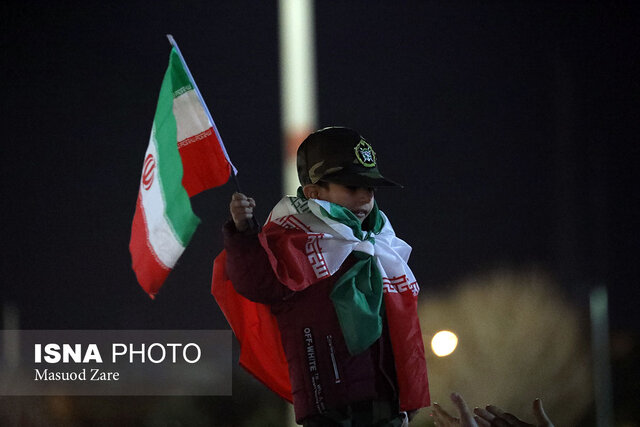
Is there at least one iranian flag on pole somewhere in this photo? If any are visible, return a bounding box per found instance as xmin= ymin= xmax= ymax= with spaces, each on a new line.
xmin=130 ymin=45 xmax=233 ymax=298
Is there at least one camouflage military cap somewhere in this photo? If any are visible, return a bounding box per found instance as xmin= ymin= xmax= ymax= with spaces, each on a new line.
xmin=296 ymin=127 xmax=403 ymax=188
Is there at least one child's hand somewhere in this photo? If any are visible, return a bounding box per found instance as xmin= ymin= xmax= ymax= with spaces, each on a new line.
xmin=230 ymin=192 xmax=256 ymax=232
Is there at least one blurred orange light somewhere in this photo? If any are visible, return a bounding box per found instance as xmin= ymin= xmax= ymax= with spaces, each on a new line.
xmin=431 ymin=330 xmax=458 ymax=357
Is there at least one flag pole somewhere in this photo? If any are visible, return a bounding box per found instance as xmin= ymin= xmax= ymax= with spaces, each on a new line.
xmin=166 ymin=35 xmax=257 ymax=228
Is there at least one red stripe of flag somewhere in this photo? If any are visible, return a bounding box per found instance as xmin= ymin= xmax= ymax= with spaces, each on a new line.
xmin=178 ymin=127 xmax=232 ymax=197
xmin=129 ymin=193 xmax=171 ymax=298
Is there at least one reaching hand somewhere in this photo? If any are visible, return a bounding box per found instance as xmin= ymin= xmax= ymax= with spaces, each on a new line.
xmin=474 ymin=398 xmax=554 ymax=427
xmin=229 ymin=192 xmax=256 ymax=232
xmin=431 ymin=393 xmax=554 ymax=427
xmin=432 ymin=392 xmax=478 ymax=427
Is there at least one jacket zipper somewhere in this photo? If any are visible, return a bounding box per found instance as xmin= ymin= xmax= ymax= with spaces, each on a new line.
xmin=326 ymin=335 xmax=341 ymax=384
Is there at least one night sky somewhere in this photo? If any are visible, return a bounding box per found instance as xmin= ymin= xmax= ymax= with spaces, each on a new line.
xmin=2 ymin=0 xmax=639 ymax=418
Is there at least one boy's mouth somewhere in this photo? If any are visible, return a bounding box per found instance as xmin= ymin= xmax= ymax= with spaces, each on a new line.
xmin=350 ymin=209 xmax=368 ymax=219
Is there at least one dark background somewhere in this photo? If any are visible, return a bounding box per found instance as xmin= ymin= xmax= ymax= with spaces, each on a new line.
xmin=2 ymin=1 xmax=638 ymax=425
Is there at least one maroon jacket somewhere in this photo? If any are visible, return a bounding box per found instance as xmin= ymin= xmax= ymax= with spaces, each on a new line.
xmin=223 ymin=221 xmax=399 ymax=423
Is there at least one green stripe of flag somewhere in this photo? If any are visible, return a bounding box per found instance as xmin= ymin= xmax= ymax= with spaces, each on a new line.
xmin=153 ymin=48 xmax=200 ymax=246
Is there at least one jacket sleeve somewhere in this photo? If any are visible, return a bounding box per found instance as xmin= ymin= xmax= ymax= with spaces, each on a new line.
xmin=223 ymin=220 xmax=293 ymax=304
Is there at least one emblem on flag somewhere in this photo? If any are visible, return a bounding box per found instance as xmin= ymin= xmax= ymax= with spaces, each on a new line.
xmin=142 ymin=154 xmax=156 ymax=190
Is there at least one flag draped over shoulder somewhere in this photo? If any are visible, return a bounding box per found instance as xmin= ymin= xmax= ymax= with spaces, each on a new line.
xmin=212 ymin=193 xmax=430 ymax=411
xmin=130 ymin=47 xmax=232 ymax=298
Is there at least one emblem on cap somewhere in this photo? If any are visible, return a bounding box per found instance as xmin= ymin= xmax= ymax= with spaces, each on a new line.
xmin=354 ymin=139 xmax=376 ymax=167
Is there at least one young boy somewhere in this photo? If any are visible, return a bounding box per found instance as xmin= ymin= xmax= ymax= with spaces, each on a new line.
xmin=220 ymin=127 xmax=429 ymax=426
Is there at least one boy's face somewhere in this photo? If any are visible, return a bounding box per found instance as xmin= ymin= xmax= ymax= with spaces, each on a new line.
xmin=314 ymin=183 xmax=375 ymax=223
